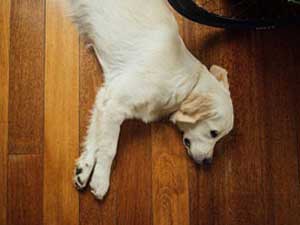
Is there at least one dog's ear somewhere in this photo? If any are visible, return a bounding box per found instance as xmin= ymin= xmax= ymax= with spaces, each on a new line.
xmin=170 ymin=93 xmax=216 ymax=124
xmin=209 ymin=65 xmax=229 ymax=90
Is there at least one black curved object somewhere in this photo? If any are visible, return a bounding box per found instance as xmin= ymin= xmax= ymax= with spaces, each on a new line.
xmin=168 ymin=0 xmax=300 ymax=29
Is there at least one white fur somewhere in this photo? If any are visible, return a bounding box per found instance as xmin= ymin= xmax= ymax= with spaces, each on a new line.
xmin=70 ymin=0 xmax=234 ymax=199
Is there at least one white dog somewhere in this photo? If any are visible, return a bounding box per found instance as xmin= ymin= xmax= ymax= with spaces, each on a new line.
xmin=70 ymin=0 xmax=234 ymax=199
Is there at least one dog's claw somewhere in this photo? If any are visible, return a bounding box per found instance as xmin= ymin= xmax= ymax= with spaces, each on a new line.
xmin=76 ymin=167 xmax=83 ymax=175
xmin=77 ymin=176 xmax=83 ymax=185
xmin=73 ymin=156 xmax=96 ymax=191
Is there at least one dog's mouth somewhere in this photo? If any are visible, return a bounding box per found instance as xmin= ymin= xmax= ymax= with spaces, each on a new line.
xmin=186 ymin=149 xmax=199 ymax=164
xmin=186 ymin=149 xmax=213 ymax=166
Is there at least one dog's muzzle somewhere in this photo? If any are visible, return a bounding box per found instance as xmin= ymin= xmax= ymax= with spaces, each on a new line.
xmin=187 ymin=149 xmax=213 ymax=165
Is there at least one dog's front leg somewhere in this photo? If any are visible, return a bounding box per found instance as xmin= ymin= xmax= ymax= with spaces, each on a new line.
xmin=74 ymin=88 xmax=125 ymax=199
xmin=89 ymin=105 xmax=123 ymax=199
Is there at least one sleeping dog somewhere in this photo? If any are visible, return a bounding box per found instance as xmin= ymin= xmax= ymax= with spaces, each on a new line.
xmin=70 ymin=0 xmax=234 ymax=199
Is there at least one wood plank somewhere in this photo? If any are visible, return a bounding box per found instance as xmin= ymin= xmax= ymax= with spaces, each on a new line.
xmin=221 ymin=31 xmax=266 ymax=225
xmin=0 ymin=0 xmax=10 ymax=123
xmin=0 ymin=0 xmax=10 ymax=223
xmin=8 ymin=0 xmax=44 ymax=154
xmin=116 ymin=121 xmax=152 ymax=225
xmin=152 ymin=123 xmax=189 ymax=225
xmin=287 ymin=26 xmax=300 ymax=196
xmin=0 ymin=125 xmax=7 ymax=225
xmin=79 ymin=40 xmax=116 ymax=225
xmin=8 ymin=155 xmax=43 ymax=225
xmin=292 ymin=32 xmax=300 ymax=186
xmin=44 ymin=1 xmax=79 ymax=225
xmin=258 ymin=29 xmax=300 ymax=225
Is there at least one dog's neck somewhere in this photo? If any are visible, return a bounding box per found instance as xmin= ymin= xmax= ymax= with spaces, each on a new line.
xmin=180 ymin=63 xmax=221 ymax=106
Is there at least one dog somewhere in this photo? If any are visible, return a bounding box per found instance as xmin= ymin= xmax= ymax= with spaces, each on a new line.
xmin=69 ymin=0 xmax=234 ymax=199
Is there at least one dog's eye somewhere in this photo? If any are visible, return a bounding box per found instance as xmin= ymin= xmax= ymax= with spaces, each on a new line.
xmin=210 ymin=130 xmax=218 ymax=138
xmin=183 ymin=138 xmax=191 ymax=149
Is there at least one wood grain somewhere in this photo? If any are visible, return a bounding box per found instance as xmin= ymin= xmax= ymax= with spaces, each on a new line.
xmin=258 ymin=30 xmax=300 ymax=225
xmin=8 ymin=155 xmax=43 ymax=225
xmin=0 ymin=0 xmax=10 ymax=223
xmin=8 ymin=0 xmax=44 ymax=154
xmin=221 ymin=31 xmax=266 ymax=225
xmin=2 ymin=2 xmax=300 ymax=225
xmin=116 ymin=121 xmax=152 ymax=225
xmin=291 ymin=33 xmax=300 ymax=184
xmin=44 ymin=1 xmax=79 ymax=225
xmin=152 ymin=123 xmax=190 ymax=225
xmin=79 ymin=40 xmax=117 ymax=225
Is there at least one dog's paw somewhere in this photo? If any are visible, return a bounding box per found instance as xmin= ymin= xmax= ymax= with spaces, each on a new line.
xmin=90 ymin=184 xmax=109 ymax=200
xmin=89 ymin=164 xmax=110 ymax=200
xmin=73 ymin=154 xmax=95 ymax=190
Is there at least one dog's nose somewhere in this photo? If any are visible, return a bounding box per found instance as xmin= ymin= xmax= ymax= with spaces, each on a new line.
xmin=203 ymin=158 xmax=213 ymax=165
xmin=194 ymin=157 xmax=212 ymax=165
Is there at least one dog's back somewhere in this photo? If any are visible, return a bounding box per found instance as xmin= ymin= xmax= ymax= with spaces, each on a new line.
xmin=70 ymin=0 xmax=179 ymax=74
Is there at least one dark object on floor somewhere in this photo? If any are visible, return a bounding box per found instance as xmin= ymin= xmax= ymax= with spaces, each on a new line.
xmin=168 ymin=0 xmax=300 ymax=29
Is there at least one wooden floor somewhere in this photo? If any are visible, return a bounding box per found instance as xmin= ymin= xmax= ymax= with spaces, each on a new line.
xmin=1 ymin=0 xmax=300 ymax=225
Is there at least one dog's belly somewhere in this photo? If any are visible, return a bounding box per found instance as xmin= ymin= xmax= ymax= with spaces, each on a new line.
xmin=70 ymin=0 xmax=179 ymax=74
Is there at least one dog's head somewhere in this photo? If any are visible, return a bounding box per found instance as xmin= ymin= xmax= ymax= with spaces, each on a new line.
xmin=170 ymin=65 xmax=234 ymax=165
